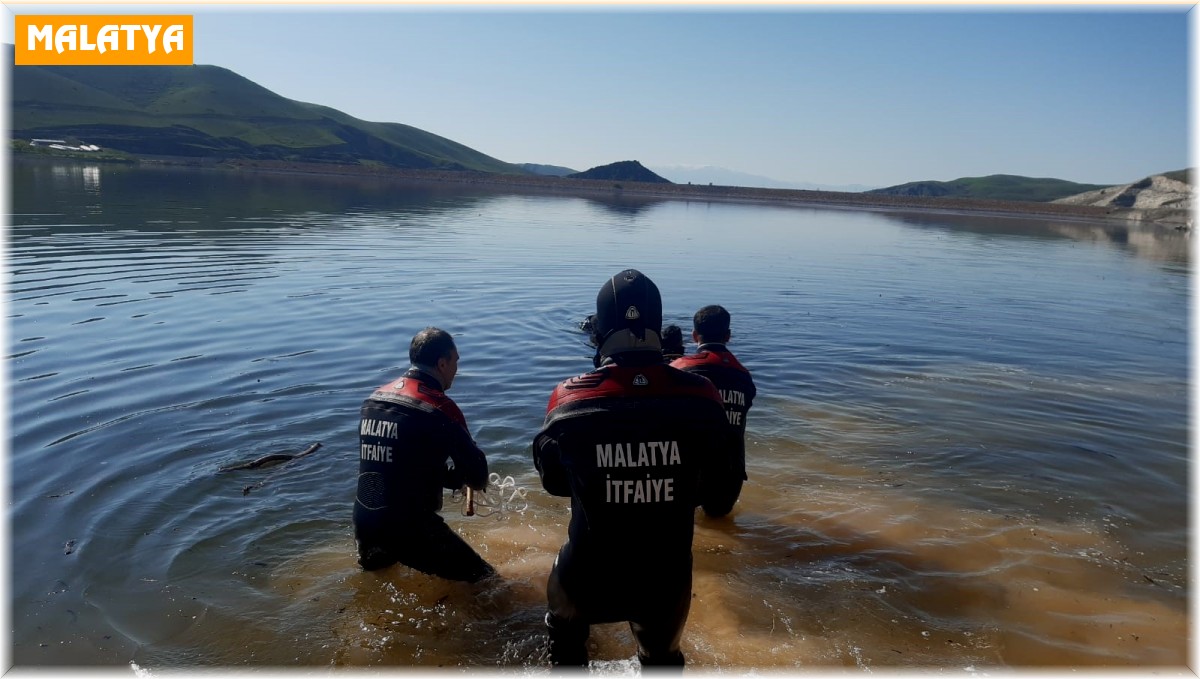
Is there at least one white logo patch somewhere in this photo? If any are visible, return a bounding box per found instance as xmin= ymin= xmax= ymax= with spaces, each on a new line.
xmin=633 ymin=374 xmax=649 ymax=386
xmin=625 ymin=306 xmax=640 ymax=320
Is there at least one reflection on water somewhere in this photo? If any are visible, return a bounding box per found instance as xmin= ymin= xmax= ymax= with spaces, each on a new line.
xmin=83 ymin=166 xmax=101 ymax=193
xmin=890 ymin=211 xmax=1190 ymax=265
xmin=45 ymin=163 xmax=102 ymax=194
xmin=7 ymin=159 xmax=1189 ymax=669
xmin=581 ymin=194 xmax=671 ymax=217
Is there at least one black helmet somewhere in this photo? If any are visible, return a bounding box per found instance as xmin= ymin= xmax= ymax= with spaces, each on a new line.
xmin=594 ymin=269 xmax=663 ymax=347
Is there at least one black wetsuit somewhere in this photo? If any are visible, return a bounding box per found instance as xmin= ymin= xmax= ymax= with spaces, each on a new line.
xmin=532 ymin=352 xmax=731 ymax=666
xmin=353 ymin=368 xmax=494 ymax=582
xmin=671 ymin=343 xmax=757 ymax=517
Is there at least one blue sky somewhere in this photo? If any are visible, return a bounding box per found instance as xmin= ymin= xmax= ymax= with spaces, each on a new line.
xmin=4 ymin=5 xmax=1193 ymax=187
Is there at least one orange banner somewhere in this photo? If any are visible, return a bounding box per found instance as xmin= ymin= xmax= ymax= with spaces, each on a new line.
xmin=15 ymin=15 xmax=193 ymax=66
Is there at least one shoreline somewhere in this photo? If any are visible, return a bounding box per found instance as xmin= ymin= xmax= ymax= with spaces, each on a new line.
xmin=217 ymin=160 xmax=1196 ymax=230
xmin=16 ymin=154 xmax=1193 ymax=229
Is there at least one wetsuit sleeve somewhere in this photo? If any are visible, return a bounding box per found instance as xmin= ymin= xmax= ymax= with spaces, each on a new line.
xmin=532 ymin=425 xmax=573 ymax=498
xmin=441 ymin=419 xmax=489 ymax=492
xmin=532 ymin=384 xmax=574 ymax=497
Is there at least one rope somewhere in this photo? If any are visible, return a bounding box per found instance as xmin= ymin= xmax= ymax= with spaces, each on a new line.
xmin=451 ymin=473 xmax=529 ymax=518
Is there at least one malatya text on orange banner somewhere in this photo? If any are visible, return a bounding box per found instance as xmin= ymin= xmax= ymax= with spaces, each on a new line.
xmin=15 ymin=15 xmax=193 ymax=66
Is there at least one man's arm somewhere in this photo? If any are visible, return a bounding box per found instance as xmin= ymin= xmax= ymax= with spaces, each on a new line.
xmin=532 ymin=426 xmax=573 ymax=498
xmin=443 ymin=420 xmax=489 ymax=491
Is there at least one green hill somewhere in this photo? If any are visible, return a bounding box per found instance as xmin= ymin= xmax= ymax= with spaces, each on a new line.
xmin=8 ymin=44 xmax=525 ymax=174
xmin=520 ymin=163 xmax=579 ymax=177
xmin=867 ymin=174 xmax=1109 ymax=203
xmin=568 ymin=160 xmax=671 ymax=183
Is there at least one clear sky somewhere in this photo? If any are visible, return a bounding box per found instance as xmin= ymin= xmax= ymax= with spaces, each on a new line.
xmin=4 ymin=4 xmax=1193 ymax=187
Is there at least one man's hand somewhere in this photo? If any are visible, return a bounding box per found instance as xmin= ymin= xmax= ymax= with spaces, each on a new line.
xmin=464 ymin=485 xmax=475 ymax=516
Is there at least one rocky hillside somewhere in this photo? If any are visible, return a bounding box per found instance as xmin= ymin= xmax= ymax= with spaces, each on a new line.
xmin=1053 ymin=173 xmax=1193 ymax=229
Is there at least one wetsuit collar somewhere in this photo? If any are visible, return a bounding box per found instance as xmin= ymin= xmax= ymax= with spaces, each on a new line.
xmin=598 ymin=350 xmax=664 ymax=368
xmin=697 ymin=342 xmax=728 ymax=353
xmin=599 ymin=328 xmax=662 ymax=359
xmin=406 ymin=364 xmax=446 ymax=391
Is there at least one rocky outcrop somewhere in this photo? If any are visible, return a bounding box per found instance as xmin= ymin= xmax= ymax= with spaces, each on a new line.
xmin=1053 ymin=174 xmax=1193 ymax=229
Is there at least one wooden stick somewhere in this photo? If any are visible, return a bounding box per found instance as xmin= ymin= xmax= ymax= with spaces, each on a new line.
xmin=465 ymin=487 xmax=476 ymax=516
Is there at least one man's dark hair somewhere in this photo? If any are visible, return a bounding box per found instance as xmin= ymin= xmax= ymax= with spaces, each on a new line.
xmin=410 ymin=327 xmax=456 ymax=366
xmin=692 ymin=305 xmax=731 ymax=342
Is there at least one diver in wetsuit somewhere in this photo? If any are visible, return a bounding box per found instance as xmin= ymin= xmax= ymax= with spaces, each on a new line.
xmin=353 ymin=327 xmax=495 ymax=582
xmin=532 ymin=269 xmax=731 ymax=668
xmin=660 ymin=324 xmax=686 ymax=362
xmin=671 ymin=305 xmax=757 ymax=518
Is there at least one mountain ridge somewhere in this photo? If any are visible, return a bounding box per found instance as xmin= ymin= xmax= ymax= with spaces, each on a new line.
xmin=8 ymin=45 xmax=526 ymax=174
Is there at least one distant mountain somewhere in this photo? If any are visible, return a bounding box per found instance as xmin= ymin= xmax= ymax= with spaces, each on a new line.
xmin=568 ymin=160 xmax=671 ymax=183
xmin=867 ymin=174 xmax=1109 ymax=203
xmin=8 ymin=44 xmax=525 ymax=174
xmin=649 ymin=164 xmax=876 ymax=192
xmin=519 ymin=163 xmax=578 ymax=177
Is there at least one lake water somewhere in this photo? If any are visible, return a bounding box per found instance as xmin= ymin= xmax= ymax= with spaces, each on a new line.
xmin=7 ymin=159 xmax=1190 ymax=670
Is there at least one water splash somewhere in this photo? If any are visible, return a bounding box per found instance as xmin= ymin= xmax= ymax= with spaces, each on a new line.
xmin=451 ymin=473 xmax=530 ymax=518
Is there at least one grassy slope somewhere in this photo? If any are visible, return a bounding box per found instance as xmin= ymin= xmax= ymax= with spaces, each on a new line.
xmin=867 ymin=174 xmax=1111 ymax=203
xmin=10 ymin=53 xmax=525 ymax=173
